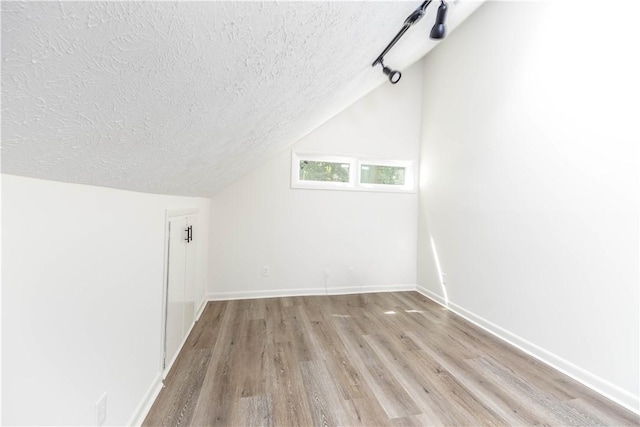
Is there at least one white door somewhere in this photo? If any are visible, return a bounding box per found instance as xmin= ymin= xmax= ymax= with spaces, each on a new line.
xmin=164 ymin=218 xmax=187 ymax=369
xmin=183 ymin=214 xmax=197 ymax=336
xmin=163 ymin=210 xmax=199 ymax=372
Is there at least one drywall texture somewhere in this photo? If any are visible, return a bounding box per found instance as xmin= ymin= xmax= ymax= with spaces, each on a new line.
xmin=209 ymin=62 xmax=424 ymax=298
xmin=1 ymin=174 xmax=210 ymax=426
xmin=1 ymin=1 xmax=483 ymax=197
xmin=418 ymin=1 xmax=639 ymax=411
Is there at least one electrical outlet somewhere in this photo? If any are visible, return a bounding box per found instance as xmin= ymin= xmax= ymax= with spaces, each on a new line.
xmin=96 ymin=392 xmax=107 ymax=427
xmin=261 ymin=266 xmax=270 ymax=277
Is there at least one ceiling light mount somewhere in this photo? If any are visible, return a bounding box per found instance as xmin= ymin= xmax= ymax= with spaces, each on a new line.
xmin=372 ymin=0 xmax=449 ymax=84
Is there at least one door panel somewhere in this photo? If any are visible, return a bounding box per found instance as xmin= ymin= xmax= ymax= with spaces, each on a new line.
xmin=183 ymin=215 xmax=197 ymax=336
xmin=165 ymin=218 xmax=186 ymax=368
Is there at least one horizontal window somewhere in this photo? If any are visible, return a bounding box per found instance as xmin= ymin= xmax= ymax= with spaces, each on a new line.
xmin=291 ymin=152 xmax=414 ymax=192
xmin=299 ymin=160 xmax=350 ymax=183
xmin=360 ymin=164 xmax=406 ymax=186
xmin=358 ymin=159 xmax=413 ymax=191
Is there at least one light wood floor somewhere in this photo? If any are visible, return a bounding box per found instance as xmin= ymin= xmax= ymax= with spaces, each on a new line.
xmin=143 ymin=292 xmax=639 ymax=426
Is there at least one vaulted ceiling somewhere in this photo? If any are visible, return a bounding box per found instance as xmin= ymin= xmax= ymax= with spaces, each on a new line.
xmin=2 ymin=1 xmax=483 ymax=197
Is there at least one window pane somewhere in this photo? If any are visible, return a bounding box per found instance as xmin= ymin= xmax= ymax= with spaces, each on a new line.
xmin=360 ymin=164 xmax=406 ymax=185
xmin=299 ymin=160 xmax=350 ymax=183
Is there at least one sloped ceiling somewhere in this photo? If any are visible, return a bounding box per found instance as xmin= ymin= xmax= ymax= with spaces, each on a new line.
xmin=1 ymin=1 xmax=483 ymax=197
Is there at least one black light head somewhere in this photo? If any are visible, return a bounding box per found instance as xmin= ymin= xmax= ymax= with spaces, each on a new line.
xmin=382 ymin=65 xmax=402 ymax=84
xmin=429 ymin=0 xmax=448 ymax=40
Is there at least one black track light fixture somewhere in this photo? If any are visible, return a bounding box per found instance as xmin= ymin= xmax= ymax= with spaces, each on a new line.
xmin=372 ymin=0 xmax=449 ymax=84
xmin=382 ymin=61 xmax=402 ymax=84
xmin=430 ymin=1 xmax=448 ymax=39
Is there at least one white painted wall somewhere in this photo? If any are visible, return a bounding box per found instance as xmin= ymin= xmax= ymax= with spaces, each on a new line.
xmin=417 ymin=0 xmax=639 ymax=411
xmin=1 ymin=174 xmax=210 ymax=426
xmin=208 ymin=63 xmax=424 ymax=299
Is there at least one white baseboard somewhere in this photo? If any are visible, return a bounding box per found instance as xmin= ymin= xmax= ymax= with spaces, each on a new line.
xmin=195 ymin=299 xmax=207 ymax=321
xmin=127 ymin=373 xmax=163 ymax=427
xmin=207 ymin=284 xmax=416 ymax=301
xmin=415 ymin=286 xmax=640 ymax=415
xmin=416 ymin=285 xmax=447 ymax=307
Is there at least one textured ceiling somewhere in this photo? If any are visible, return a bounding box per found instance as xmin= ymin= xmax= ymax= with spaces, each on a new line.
xmin=2 ymin=1 xmax=483 ymax=197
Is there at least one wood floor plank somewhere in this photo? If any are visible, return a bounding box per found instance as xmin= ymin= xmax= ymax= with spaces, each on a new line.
xmin=300 ymin=295 xmax=329 ymax=323
xmin=308 ymin=318 xmax=371 ymax=400
xmin=466 ymin=355 xmax=617 ymax=427
xmin=264 ymin=297 xmax=291 ymax=345
xmin=299 ymin=360 xmax=349 ymax=426
xmin=333 ymin=316 xmax=422 ymax=419
xmin=142 ymin=348 xmax=211 ymax=426
xmin=245 ymin=298 xmax=266 ymax=320
xmin=362 ymin=332 xmax=449 ymax=425
xmin=566 ymin=397 xmax=640 ymax=426
xmin=230 ymin=395 xmax=273 ymax=427
xmin=183 ymin=301 xmax=227 ymax=350
xmin=388 ymin=413 xmax=433 ymax=426
xmin=286 ymin=304 xmax=325 ymax=362
xmin=142 ymin=292 xmax=639 ymax=427
xmin=235 ymin=318 xmax=267 ymax=398
xmin=189 ymin=300 xmax=245 ymax=425
xmin=364 ymin=331 xmax=502 ymax=426
xmin=266 ymin=341 xmax=315 ymax=427
xmin=401 ymin=292 xmax=595 ymax=404
xmin=407 ymin=327 xmax=560 ymax=426
xmin=342 ymin=397 xmax=391 ymax=426
xmin=410 ymin=335 xmax=549 ymax=425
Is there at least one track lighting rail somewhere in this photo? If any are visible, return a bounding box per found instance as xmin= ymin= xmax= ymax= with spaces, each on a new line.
xmin=372 ymin=0 xmax=448 ymax=84
xmin=372 ymin=0 xmax=433 ymax=68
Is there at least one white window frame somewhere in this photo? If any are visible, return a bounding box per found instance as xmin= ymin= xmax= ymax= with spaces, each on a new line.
xmin=291 ymin=151 xmax=415 ymax=193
